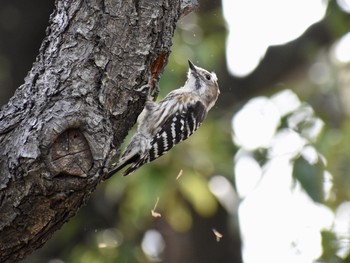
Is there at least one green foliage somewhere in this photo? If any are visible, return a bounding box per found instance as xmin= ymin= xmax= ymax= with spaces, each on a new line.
xmin=320 ymin=230 xmax=343 ymax=263
xmin=292 ymin=155 xmax=325 ymax=203
xmin=319 ymin=121 xmax=350 ymax=206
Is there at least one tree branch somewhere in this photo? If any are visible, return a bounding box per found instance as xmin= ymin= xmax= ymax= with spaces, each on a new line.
xmin=0 ymin=0 xmax=198 ymax=261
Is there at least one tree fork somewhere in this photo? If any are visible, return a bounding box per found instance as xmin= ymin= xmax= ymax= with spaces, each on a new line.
xmin=0 ymin=0 xmax=198 ymax=261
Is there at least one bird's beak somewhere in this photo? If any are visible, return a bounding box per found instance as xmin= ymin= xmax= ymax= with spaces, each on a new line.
xmin=188 ymin=60 xmax=197 ymax=73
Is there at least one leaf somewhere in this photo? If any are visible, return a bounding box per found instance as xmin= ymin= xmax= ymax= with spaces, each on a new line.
xmin=292 ymin=155 xmax=325 ymax=203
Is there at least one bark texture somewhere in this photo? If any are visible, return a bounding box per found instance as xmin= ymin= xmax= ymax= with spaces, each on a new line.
xmin=0 ymin=0 xmax=198 ymax=261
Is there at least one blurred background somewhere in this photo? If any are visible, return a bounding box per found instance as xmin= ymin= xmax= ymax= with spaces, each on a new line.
xmin=2 ymin=0 xmax=350 ymax=262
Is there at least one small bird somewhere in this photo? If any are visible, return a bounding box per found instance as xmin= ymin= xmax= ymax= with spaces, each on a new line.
xmin=108 ymin=60 xmax=220 ymax=177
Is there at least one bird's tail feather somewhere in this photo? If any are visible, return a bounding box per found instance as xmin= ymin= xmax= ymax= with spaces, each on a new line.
xmin=106 ymin=154 xmax=139 ymax=179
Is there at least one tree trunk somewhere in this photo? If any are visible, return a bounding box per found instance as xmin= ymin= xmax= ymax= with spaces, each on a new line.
xmin=0 ymin=0 xmax=197 ymax=261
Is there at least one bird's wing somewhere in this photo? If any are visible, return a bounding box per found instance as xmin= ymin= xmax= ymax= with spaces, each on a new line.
xmin=122 ymin=100 xmax=207 ymax=176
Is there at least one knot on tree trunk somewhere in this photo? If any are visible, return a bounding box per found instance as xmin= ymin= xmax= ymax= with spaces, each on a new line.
xmin=48 ymin=129 xmax=93 ymax=177
xmin=39 ymin=100 xmax=113 ymax=179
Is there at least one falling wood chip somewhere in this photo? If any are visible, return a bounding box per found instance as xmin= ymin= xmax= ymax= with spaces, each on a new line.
xmin=151 ymin=197 xmax=162 ymax=218
xmin=212 ymin=228 xmax=223 ymax=242
xmin=176 ymin=169 xmax=183 ymax=180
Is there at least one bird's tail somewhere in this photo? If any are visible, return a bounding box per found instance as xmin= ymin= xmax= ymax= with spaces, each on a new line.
xmin=106 ymin=133 xmax=149 ymax=178
xmin=120 ymin=156 xmax=148 ymax=176
xmin=106 ymin=154 xmax=139 ymax=179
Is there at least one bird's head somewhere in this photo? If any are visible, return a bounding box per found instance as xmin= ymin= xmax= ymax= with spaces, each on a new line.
xmin=186 ymin=60 xmax=220 ymax=110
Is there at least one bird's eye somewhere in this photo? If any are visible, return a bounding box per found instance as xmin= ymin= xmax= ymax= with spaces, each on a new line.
xmin=205 ymin=74 xmax=211 ymax=80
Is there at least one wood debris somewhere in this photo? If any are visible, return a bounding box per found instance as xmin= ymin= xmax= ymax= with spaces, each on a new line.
xmin=151 ymin=197 xmax=162 ymax=218
xmin=176 ymin=169 xmax=183 ymax=180
xmin=212 ymin=228 xmax=223 ymax=242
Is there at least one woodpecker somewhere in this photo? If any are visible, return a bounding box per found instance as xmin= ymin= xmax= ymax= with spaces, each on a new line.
xmin=108 ymin=60 xmax=220 ymax=177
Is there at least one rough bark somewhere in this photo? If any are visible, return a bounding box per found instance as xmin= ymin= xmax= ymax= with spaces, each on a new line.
xmin=0 ymin=0 xmax=198 ymax=262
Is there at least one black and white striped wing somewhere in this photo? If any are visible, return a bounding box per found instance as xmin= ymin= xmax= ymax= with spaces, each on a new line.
xmin=148 ymin=100 xmax=207 ymax=161
xmin=123 ymin=100 xmax=207 ymax=175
